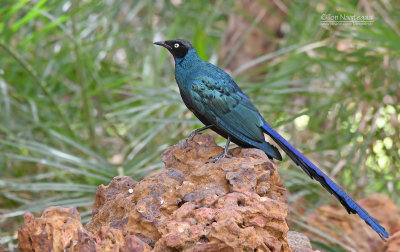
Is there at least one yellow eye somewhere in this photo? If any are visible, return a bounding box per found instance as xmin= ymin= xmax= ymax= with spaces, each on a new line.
xmin=174 ymin=43 xmax=179 ymax=48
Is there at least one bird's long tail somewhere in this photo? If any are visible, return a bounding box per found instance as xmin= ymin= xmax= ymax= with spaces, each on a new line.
xmin=262 ymin=120 xmax=389 ymax=240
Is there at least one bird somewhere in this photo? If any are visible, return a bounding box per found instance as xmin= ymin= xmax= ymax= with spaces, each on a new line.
xmin=154 ymin=38 xmax=389 ymax=240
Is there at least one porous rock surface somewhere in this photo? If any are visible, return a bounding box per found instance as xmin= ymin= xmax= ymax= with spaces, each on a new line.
xmin=18 ymin=134 xmax=311 ymax=251
xmin=386 ymin=230 xmax=400 ymax=252
xmin=286 ymin=231 xmax=313 ymax=252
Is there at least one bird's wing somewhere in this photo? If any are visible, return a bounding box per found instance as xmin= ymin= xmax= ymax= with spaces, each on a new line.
xmin=190 ymin=75 xmax=265 ymax=140
xmin=189 ymin=74 xmax=281 ymax=160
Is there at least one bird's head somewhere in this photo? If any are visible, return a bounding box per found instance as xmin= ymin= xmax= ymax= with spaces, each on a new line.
xmin=154 ymin=39 xmax=194 ymax=59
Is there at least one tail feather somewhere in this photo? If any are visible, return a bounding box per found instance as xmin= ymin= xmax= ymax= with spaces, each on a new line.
xmin=262 ymin=121 xmax=389 ymax=240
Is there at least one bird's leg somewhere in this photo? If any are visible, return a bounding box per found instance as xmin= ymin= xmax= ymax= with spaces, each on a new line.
xmin=207 ymin=136 xmax=233 ymax=163
xmin=186 ymin=125 xmax=213 ymax=142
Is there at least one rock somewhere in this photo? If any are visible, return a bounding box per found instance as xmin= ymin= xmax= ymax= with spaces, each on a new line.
xmin=0 ymin=244 xmax=8 ymax=252
xmin=287 ymin=231 xmax=313 ymax=252
xmin=305 ymin=194 xmax=400 ymax=252
xmin=18 ymin=133 xmax=311 ymax=251
xmin=87 ymin=134 xmax=290 ymax=251
xmin=18 ymin=207 xmax=84 ymax=251
xmin=386 ymin=231 xmax=400 ymax=252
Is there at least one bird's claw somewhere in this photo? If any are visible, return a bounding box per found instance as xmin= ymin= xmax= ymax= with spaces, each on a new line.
xmin=206 ymin=152 xmax=232 ymax=163
xmin=184 ymin=132 xmax=198 ymax=147
xmin=186 ymin=132 xmax=197 ymax=142
xmin=184 ymin=126 xmax=213 ymax=147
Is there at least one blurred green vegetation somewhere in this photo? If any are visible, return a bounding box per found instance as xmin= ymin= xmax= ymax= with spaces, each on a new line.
xmin=0 ymin=0 xmax=399 ymax=250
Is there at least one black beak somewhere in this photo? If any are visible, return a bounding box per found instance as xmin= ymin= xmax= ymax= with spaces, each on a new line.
xmin=154 ymin=41 xmax=171 ymax=50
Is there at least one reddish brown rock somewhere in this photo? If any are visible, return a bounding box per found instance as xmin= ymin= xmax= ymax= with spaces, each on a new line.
xmin=386 ymin=231 xmax=400 ymax=252
xmin=305 ymin=194 xmax=400 ymax=252
xmin=87 ymin=134 xmax=290 ymax=251
xmin=18 ymin=207 xmax=84 ymax=251
xmin=18 ymin=134 xmax=310 ymax=251
xmin=0 ymin=245 xmax=6 ymax=252
xmin=0 ymin=244 xmax=6 ymax=252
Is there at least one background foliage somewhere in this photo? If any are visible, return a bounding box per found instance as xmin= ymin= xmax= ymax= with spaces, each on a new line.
xmin=0 ymin=0 xmax=399 ymax=250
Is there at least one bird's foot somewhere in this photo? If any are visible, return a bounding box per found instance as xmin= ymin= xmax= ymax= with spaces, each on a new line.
xmin=184 ymin=126 xmax=212 ymax=147
xmin=206 ymin=152 xmax=232 ymax=163
xmin=184 ymin=131 xmax=199 ymax=147
xmin=186 ymin=131 xmax=198 ymax=142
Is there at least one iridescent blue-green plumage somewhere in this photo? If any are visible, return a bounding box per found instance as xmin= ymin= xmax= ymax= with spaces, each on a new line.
xmin=174 ymin=49 xmax=281 ymax=160
xmin=155 ymin=39 xmax=389 ymax=240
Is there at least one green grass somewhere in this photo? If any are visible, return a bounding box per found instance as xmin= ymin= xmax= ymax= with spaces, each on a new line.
xmin=1 ymin=0 xmax=399 ymax=250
